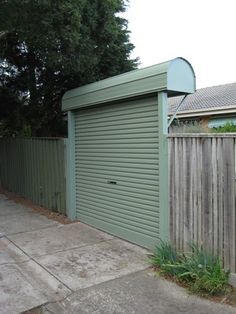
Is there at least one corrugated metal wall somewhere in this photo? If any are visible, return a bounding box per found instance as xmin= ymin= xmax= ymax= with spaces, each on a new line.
xmin=74 ymin=97 xmax=160 ymax=249
xmin=0 ymin=138 xmax=66 ymax=213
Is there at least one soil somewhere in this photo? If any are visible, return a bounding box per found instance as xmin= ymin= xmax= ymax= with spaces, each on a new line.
xmin=0 ymin=189 xmax=74 ymax=225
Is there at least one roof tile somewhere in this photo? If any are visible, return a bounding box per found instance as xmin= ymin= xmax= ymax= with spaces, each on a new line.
xmin=168 ymin=82 xmax=236 ymax=114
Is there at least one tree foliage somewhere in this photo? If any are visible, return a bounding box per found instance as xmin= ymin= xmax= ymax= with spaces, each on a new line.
xmin=213 ymin=122 xmax=236 ymax=133
xmin=0 ymin=0 xmax=138 ymax=136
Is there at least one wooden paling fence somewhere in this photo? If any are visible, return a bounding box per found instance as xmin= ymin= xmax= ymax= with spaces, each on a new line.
xmin=0 ymin=137 xmax=67 ymax=214
xmin=168 ymin=134 xmax=236 ymax=272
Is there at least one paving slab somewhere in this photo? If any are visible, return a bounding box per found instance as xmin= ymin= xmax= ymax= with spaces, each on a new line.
xmin=0 ymin=194 xmax=8 ymax=201
xmin=8 ymin=222 xmax=114 ymax=257
xmin=0 ymin=260 xmax=71 ymax=314
xmin=36 ymin=238 xmax=148 ymax=291
xmin=0 ymin=237 xmax=29 ymax=264
xmin=0 ymin=212 xmax=59 ymax=236
xmin=41 ymin=270 xmax=236 ymax=314
xmin=0 ymin=197 xmax=33 ymax=216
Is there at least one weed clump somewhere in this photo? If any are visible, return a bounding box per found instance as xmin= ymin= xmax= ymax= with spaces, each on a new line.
xmin=150 ymin=242 xmax=229 ymax=295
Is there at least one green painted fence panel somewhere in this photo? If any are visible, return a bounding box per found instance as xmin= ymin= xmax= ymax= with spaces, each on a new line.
xmin=0 ymin=137 xmax=66 ymax=214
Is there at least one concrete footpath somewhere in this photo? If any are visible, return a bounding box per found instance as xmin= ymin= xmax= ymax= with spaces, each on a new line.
xmin=0 ymin=194 xmax=235 ymax=314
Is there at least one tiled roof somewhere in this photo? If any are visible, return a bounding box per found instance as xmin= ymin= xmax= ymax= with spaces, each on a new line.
xmin=168 ymin=82 xmax=236 ymax=114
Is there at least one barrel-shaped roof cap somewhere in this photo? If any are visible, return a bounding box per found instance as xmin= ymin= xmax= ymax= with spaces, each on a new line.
xmin=62 ymin=57 xmax=196 ymax=111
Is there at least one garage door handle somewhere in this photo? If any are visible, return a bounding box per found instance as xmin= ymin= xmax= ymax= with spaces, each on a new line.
xmin=107 ymin=180 xmax=117 ymax=185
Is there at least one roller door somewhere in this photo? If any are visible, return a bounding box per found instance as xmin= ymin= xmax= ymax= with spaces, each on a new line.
xmin=74 ymin=97 xmax=160 ymax=248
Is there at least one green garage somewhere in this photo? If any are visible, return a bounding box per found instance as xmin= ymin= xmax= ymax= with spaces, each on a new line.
xmin=62 ymin=58 xmax=195 ymax=249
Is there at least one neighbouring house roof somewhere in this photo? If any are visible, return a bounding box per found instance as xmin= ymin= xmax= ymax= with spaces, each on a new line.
xmin=168 ymin=82 xmax=236 ymax=118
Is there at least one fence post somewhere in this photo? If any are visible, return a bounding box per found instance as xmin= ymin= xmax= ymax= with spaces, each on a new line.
xmin=158 ymin=92 xmax=169 ymax=242
xmin=66 ymin=111 xmax=77 ymax=220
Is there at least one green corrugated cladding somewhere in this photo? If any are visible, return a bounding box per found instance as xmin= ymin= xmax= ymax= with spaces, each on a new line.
xmin=62 ymin=57 xmax=196 ymax=249
xmin=0 ymin=138 xmax=66 ymax=214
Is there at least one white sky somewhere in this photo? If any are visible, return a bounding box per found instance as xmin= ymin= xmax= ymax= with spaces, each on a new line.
xmin=122 ymin=0 xmax=236 ymax=88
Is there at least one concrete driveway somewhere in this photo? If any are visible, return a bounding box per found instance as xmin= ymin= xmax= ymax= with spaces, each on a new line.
xmin=0 ymin=194 xmax=236 ymax=314
xmin=0 ymin=194 xmax=147 ymax=314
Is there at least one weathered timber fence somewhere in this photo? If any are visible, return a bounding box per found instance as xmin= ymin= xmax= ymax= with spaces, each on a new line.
xmin=0 ymin=138 xmax=66 ymax=214
xmin=168 ymin=134 xmax=236 ymax=272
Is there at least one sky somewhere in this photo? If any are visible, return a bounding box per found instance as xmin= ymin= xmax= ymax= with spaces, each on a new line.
xmin=122 ymin=0 xmax=236 ymax=89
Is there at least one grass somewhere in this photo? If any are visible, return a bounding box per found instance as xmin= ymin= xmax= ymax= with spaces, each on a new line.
xmin=150 ymin=242 xmax=230 ymax=296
